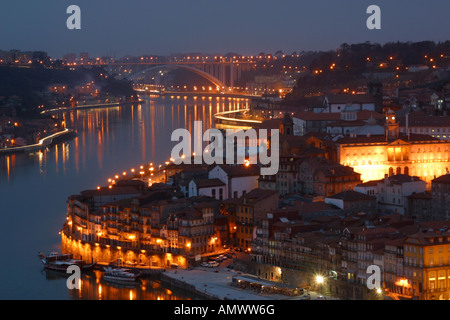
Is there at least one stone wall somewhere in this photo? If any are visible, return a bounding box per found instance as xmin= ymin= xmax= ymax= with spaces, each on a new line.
xmin=234 ymin=259 xmax=375 ymax=300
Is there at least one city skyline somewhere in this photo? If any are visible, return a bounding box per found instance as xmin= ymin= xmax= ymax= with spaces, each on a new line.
xmin=1 ymin=0 xmax=449 ymax=58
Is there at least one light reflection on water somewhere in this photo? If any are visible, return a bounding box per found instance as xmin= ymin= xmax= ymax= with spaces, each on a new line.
xmin=41 ymin=269 xmax=195 ymax=300
xmin=0 ymin=96 xmax=246 ymax=299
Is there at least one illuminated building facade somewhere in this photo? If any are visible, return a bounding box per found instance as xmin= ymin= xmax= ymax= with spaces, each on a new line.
xmin=63 ymin=184 xmax=223 ymax=268
xmin=404 ymin=225 xmax=450 ymax=300
xmin=336 ymin=110 xmax=450 ymax=188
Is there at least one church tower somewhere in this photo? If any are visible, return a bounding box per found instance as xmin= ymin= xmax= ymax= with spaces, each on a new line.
xmin=385 ymin=109 xmax=399 ymax=140
xmin=280 ymin=113 xmax=294 ymax=135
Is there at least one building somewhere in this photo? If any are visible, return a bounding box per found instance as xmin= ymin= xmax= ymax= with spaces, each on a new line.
xmin=336 ymin=109 xmax=450 ymax=187
xmin=298 ymin=157 xmax=362 ymax=198
xmin=376 ymin=174 xmax=427 ymax=215
xmin=399 ymin=111 xmax=450 ymax=140
xmin=208 ymin=164 xmax=260 ymax=199
xmin=404 ymin=222 xmax=450 ymax=300
xmin=319 ymin=94 xmax=376 ymax=113
xmin=187 ymin=178 xmax=226 ymax=200
xmin=407 ymin=192 xmax=432 ymax=221
xmin=234 ymin=188 xmax=279 ymax=249
xmin=160 ymin=201 xmax=219 ymax=256
xmin=431 ymin=174 xmax=450 ymax=220
xmin=325 ymin=190 xmax=377 ymax=216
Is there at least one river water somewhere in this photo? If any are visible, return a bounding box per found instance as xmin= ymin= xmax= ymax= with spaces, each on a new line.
xmin=0 ymin=95 xmax=246 ymax=299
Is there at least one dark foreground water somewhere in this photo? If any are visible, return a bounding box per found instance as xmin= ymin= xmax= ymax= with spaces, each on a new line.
xmin=0 ymin=95 xmax=245 ymax=299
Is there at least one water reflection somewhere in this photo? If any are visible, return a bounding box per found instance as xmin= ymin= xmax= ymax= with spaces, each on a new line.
xmin=0 ymin=96 xmax=247 ymax=182
xmin=0 ymin=95 xmax=246 ymax=299
xmin=41 ymin=269 xmax=195 ymax=300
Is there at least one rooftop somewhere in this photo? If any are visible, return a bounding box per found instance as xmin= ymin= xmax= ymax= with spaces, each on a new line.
xmin=432 ymin=173 xmax=450 ymax=184
xmin=212 ymin=164 xmax=260 ymax=177
xmin=326 ymin=190 xmax=376 ymax=201
xmin=191 ymin=178 xmax=225 ymax=188
xmin=335 ymin=133 xmax=440 ymax=145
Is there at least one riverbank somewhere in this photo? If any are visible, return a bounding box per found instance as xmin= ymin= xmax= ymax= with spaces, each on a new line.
xmin=214 ymin=109 xmax=263 ymax=129
xmin=160 ymin=265 xmax=332 ymax=300
xmin=0 ymin=128 xmax=76 ymax=155
xmin=40 ymin=100 xmax=142 ymax=115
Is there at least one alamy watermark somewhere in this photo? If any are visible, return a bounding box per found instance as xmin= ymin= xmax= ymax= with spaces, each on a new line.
xmin=66 ymin=5 xmax=381 ymax=31
xmin=170 ymin=121 xmax=280 ymax=175
xmin=66 ymin=265 xmax=81 ymax=289
xmin=366 ymin=265 xmax=381 ymax=291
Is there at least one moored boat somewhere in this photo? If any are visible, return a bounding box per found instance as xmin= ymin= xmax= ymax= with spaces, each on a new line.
xmin=39 ymin=252 xmax=96 ymax=273
xmin=103 ymin=267 xmax=141 ymax=283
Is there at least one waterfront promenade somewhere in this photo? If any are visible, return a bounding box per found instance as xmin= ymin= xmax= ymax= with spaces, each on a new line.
xmin=0 ymin=128 xmax=75 ymax=155
xmin=161 ymin=263 xmax=334 ymax=300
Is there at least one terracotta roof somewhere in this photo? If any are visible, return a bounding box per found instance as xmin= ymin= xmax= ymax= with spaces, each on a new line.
xmin=356 ymin=110 xmax=384 ymax=120
xmin=301 ymin=157 xmax=359 ymax=177
xmin=398 ymin=113 xmax=450 ymax=127
xmin=335 ymin=133 xmax=439 ymax=145
xmin=432 ymin=174 xmax=450 ymax=184
xmin=293 ymin=111 xmax=341 ymax=121
xmin=212 ymin=164 xmax=260 ymax=177
xmin=191 ymin=178 xmax=225 ymax=188
xmin=386 ymin=174 xmax=423 ymax=185
xmin=240 ymin=188 xmax=278 ymax=203
xmin=80 ymin=186 xmax=142 ymax=197
xmin=326 ymin=190 xmax=376 ymax=201
xmin=408 ymin=191 xmax=432 ymax=200
xmin=325 ymin=94 xmax=375 ymax=105
xmin=356 ymin=179 xmax=383 ymax=187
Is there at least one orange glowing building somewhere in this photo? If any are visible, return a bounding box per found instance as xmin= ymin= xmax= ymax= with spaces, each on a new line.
xmin=335 ymin=109 xmax=450 ymax=188
xmin=403 ymin=223 xmax=450 ymax=300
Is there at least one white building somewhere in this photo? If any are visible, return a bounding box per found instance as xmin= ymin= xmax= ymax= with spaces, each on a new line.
xmin=208 ymin=164 xmax=260 ymax=199
xmin=318 ymin=94 xmax=376 ymax=113
xmin=188 ymin=178 xmax=226 ymax=200
xmin=376 ymin=174 xmax=427 ymax=215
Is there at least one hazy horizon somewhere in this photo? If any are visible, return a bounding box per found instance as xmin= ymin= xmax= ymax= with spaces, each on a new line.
xmin=0 ymin=0 xmax=449 ymax=59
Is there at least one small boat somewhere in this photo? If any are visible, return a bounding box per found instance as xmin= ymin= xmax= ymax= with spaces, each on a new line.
xmin=103 ymin=267 xmax=141 ymax=283
xmin=39 ymin=252 xmax=96 ymax=273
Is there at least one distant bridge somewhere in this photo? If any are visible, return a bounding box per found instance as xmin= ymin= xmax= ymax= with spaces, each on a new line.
xmin=97 ymin=61 xmax=252 ymax=89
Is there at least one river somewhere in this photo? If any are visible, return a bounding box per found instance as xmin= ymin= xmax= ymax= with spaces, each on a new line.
xmin=0 ymin=95 xmax=247 ymax=299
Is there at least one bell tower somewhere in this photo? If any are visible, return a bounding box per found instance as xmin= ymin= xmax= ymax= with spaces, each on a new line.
xmin=385 ymin=109 xmax=399 ymax=140
xmin=280 ymin=113 xmax=294 ymax=135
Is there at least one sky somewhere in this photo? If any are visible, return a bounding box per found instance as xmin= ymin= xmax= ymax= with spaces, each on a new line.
xmin=0 ymin=0 xmax=449 ymax=59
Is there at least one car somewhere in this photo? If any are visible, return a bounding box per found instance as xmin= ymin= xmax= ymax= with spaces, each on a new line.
xmin=226 ymin=264 xmax=234 ymax=269
xmin=208 ymin=261 xmax=219 ymax=267
xmin=314 ymin=295 xmax=326 ymax=300
xmin=200 ymin=262 xmax=209 ymax=267
xmin=170 ymin=263 xmax=180 ymax=269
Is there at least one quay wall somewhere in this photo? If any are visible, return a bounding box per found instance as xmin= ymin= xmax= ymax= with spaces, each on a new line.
xmin=160 ymin=273 xmax=215 ymax=300
xmin=0 ymin=129 xmax=76 ymax=155
xmin=234 ymin=259 xmax=373 ymax=300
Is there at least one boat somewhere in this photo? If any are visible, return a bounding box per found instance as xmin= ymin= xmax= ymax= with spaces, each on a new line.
xmin=39 ymin=252 xmax=96 ymax=273
xmin=103 ymin=267 xmax=141 ymax=283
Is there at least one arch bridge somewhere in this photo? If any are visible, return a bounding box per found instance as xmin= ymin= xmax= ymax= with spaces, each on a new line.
xmin=104 ymin=61 xmax=248 ymax=88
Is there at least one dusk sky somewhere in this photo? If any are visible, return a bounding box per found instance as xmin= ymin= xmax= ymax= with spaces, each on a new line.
xmin=1 ymin=0 xmax=449 ymax=58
